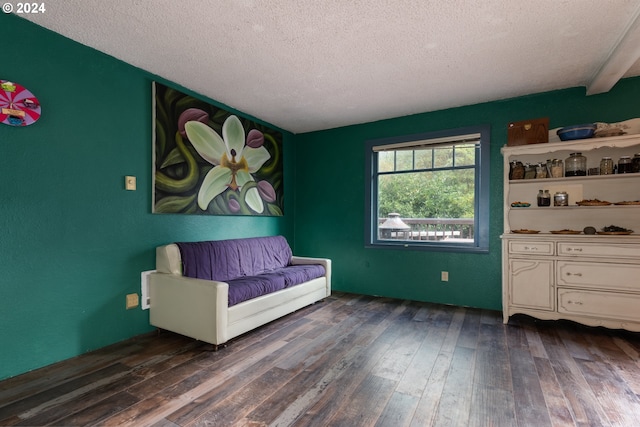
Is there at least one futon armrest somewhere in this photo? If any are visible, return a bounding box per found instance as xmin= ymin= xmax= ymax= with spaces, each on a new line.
xmin=148 ymin=273 xmax=229 ymax=344
xmin=290 ymin=256 xmax=331 ymax=294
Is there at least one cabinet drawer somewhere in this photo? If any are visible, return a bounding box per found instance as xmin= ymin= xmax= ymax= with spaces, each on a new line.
xmin=557 ymin=242 xmax=640 ymax=259
xmin=557 ymin=289 xmax=640 ymax=322
xmin=557 ymin=261 xmax=640 ymax=292
xmin=509 ymin=240 xmax=554 ymax=255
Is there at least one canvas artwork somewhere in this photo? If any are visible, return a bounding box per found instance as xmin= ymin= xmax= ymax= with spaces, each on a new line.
xmin=153 ymin=82 xmax=284 ymax=216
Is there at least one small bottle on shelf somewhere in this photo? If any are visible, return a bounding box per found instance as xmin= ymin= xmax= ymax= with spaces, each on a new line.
xmin=554 ymin=191 xmax=568 ymax=206
xmin=551 ymin=159 xmax=564 ymax=178
xmin=618 ymin=156 xmax=632 ymax=173
xmin=600 ymin=157 xmax=614 ymax=175
xmin=633 ymin=154 xmax=640 ymax=173
xmin=524 ymin=163 xmax=536 ymax=179
xmin=509 ymin=161 xmax=525 ymax=180
xmin=537 ymin=190 xmax=551 ymax=207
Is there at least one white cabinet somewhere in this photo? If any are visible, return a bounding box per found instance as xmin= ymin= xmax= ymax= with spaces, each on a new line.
xmin=501 ymin=135 xmax=640 ymax=331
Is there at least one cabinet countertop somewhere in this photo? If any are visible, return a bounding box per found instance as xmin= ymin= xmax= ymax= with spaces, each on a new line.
xmin=501 ymin=233 xmax=640 ymax=240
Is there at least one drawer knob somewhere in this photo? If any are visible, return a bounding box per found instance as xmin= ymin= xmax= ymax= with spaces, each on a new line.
xmin=566 ymin=272 xmax=583 ymax=277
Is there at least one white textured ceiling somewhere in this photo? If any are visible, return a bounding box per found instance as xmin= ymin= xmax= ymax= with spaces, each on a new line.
xmin=20 ymin=0 xmax=640 ymax=133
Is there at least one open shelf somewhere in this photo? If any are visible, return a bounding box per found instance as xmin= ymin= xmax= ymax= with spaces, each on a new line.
xmin=508 ymin=172 xmax=639 ymax=185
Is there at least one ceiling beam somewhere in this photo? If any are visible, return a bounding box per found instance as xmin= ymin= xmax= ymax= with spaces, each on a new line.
xmin=587 ymin=4 xmax=640 ymax=95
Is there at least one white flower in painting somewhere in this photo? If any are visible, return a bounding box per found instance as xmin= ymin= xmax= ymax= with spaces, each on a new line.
xmin=184 ymin=115 xmax=271 ymax=213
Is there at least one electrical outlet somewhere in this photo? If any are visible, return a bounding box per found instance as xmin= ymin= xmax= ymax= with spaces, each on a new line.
xmin=140 ymin=270 xmax=154 ymax=310
xmin=126 ymin=293 xmax=139 ymax=309
xmin=441 ymin=271 xmax=449 ymax=282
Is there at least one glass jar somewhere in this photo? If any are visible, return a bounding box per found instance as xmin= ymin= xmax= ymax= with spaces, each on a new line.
xmin=535 ymin=163 xmax=547 ymax=179
xmin=551 ymin=159 xmax=564 ymax=178
xmin=618 ymin=156 xmax=632 ymax=173
xmin=565 ymin=152 xmax=587 ymax=176
xmin=600 ymin=157 xmax=614 ymax=175
xmin=524 ymin=163 xmax=536 ymax=179
xmin=632 ymin=154 xmax=640 ymax=173
xmin=537 ymin=189 xmax=551 ymax=207
xmin=554 ymin=191 xmax=568 ymax=206
xmin=509 ymin=161 xmax=525 ymax=180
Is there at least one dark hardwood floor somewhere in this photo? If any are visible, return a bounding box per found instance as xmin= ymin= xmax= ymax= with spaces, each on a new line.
xmin=1 ymin=292 xmax=639 ymax=426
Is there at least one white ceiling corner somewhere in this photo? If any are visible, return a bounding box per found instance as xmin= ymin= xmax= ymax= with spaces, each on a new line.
xmin=587 ymin=1 xmax=640 ymax=95
xmin=20 ymin=0 xmax=640 ymax=134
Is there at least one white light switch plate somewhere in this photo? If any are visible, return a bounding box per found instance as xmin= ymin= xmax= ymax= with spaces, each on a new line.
xmin=125 ymin=176 xmax=136 ymax=191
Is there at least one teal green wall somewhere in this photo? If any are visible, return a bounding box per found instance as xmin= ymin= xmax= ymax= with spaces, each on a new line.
xmin=293 ymin=77 xmax=640 ymax=310
xmin=0 ymin=14 xmax=295 ymax=380
xmin=3 ymin=12 xmax=640 ymax=382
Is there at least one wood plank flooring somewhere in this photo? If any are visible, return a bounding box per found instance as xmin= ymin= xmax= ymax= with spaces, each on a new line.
xmin=1 ymin=291 xmax=639 ymax=426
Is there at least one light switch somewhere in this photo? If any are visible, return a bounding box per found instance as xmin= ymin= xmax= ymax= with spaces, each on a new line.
xmin=125 ymin=176 xmax=136 ymax=191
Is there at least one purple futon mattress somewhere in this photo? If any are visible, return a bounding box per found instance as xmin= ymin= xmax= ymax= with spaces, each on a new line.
xmin=176 ymin=236 xmax=325 ymax=306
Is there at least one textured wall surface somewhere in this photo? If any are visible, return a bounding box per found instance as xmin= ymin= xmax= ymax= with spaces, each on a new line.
xmin=293 ymin=77 xmax=640 ymax=311
xmin=0 ymin=14 xmax=294 ymax=380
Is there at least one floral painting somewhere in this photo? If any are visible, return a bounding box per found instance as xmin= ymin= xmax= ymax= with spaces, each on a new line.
xmin=153 ymin=82 xmax=284 ymax=216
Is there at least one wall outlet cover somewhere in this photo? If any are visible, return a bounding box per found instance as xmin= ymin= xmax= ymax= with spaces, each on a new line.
xmin=140 ymin=270 xmax=155 ymax=310
xmin=126 ymin=293 xmax=139 ymax=309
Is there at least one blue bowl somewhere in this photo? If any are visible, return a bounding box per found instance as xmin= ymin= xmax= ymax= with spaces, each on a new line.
xmin=557 ymin=124 xmax=596 ymax=141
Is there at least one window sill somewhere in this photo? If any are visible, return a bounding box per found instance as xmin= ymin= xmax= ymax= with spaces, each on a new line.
xmin=366 ymin=240 xmax=489 ymax=253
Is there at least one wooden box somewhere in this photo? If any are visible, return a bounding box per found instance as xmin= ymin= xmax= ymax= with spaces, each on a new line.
xmin=507 ymin=117 xmax=549 ymax=146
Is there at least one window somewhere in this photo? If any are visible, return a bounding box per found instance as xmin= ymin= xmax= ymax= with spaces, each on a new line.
xmin=365 ymin=125 xmax=490 ymax=253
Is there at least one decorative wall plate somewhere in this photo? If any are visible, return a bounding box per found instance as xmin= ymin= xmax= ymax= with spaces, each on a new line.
xmin=0 ymin=80 xmax=41 ymax=126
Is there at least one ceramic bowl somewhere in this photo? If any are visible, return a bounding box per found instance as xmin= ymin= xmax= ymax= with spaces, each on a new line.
xmin=556 ymin=124 xmax=596 ymax=141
